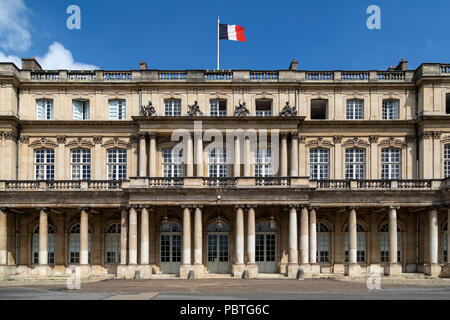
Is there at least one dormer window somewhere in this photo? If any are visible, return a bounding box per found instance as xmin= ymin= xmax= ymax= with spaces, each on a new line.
xmin=255 ymin=99 xmax=272 ymax=117
xmin=311 ymin=99 xmax=328 ymax=119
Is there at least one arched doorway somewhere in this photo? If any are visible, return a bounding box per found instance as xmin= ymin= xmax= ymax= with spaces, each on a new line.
xmin=206 ymin=221 xmax=230 ymax=274
xmin=68 ymin=223 xmax=91 ymax=264
xmin=105 ymin=223 xmax=121 ymax=264
xmin=256 ymin=220 xmax=277 ymax=273
xmin=32 ymin=224 xmax=56 ymax=265
xmin=160 ymin=222 xmax=182 ymax=274
xmin=380 ymin=223 xmax=402 ymax=263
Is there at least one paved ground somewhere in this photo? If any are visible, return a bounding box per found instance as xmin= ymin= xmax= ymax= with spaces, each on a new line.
xmin=0 ymin=278 xmax=449 ymax=300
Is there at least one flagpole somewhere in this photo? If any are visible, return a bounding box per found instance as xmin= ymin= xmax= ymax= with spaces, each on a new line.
xmin=217 ymin=16 xmax=220 ymax=70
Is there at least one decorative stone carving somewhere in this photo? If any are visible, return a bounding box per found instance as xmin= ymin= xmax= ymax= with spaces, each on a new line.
xmin=369 ymin=136 xmax=379 ymax=144
xmin=342 ymin=137 xmax=370 ymax=148
xmin=93 ymin=136 xmax=103 ymax=144
xmin=141 ymin=101 xmax=156 ymax=117
xmin=233 ymin=101 xmax=250 ymax=117
xmin=298 ymin=136 xmax=306 ymax=144
xmin=306 ymin=137 xmax=334 ymax=148
xmin=66 ymin=138 xmax=94 ymax=149
xmin=432 ymin=131 xmax=442 ymax=139
xmin=378 ymin=137 xmax=406 ymax=148
xmin=3 ymin=132 xmax=16 ymax=141
xmin=29 ymin=138 xmax=58 ymax=149
xmin=19 ymin=136 xmax=30 ymax=144
xmin=279 ymin=101 xmax=297 ymax=117
xmin=57 ymin=136 xmax=66 ymax=144
xmin=420 ymin=131 xmax=433 ymax=140
xmin=187 ymin=101 xmax=203 ymax=117
xmin=102 ymin=137 xmax=129 ymax=149
xmin=333 ymin=136 xmax=343 ymax=144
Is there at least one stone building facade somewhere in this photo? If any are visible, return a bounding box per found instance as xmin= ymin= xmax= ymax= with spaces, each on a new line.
xmin=0 ymin=58 xmax=449 ymax=280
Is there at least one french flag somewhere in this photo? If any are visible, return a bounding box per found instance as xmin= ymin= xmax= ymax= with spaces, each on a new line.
xmin=219 ymin=24 xmax=246 ymax=42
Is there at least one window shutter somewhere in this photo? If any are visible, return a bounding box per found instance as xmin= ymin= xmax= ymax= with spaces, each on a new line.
xmin=36 ymin=101 xmax=44 ymax=119
xmin=73 ymin=101 xmax=82 ymax=120
xmin=109 ymin=100 xmax=118 ymax=120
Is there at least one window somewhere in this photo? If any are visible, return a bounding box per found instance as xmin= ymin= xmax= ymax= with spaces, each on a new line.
xmin=255 ymin=221 xmax=276 ymax=263
xmin=69 ymin=224 xmax=91 ymax=264
xmin=380 ymin=224 xmax=402 ymax=263
xmin=210 ymin=99 xmax=227 ymax=116
xmin=162 ymin=149 xmax=183 ymax=177
xmin=71 ymin=149 xmax=91 ymax=180
xmin=255 ymin=99 xmax=273 ymax=117
xmin=311 ymin=99 xmax=328 ymax=119
xmin=381 ymin=148 xmax=401 ymax=179
xmin=346 ymin=99 xmax=364 ymax=120
xmin=160 ymin=222 xmax=182 ymax=263
xmin=345 ymin=224 xmax=366 ymax=263
xmin=32 ymin=225 xmax=55 ymax=264
xmin=208 ymin=149 xmax=227 ymax=177
xmin=317 ymin=223 xmax=330 ymax=263
xmin=36 ymin=100 xmax=54 ymax=120
xmin=73 ymin=100 xmax=90 ymax=120
xmin=309 ymin=149 xmax=329 ymax=180
xmin=105 ymin=224 xmax=121 ymax=264
xmin=445 ymin=145 xmax=450 ymax=178
xmin=165 ymin=99 xmax=182 ymax=116
xmin=382 ymin=99 xmax=399 ymax=120
xmin=446 ymin=93 xmax=450 ymax=114
xmin=109 ymin=100 xmax=126 ymax=120
xmin=107 ymin=149 xmax=127 ymax=180
xmin=254 ymin=149 xmax=273 ymax=177
xmin=345 ymin=148 xmax=365 ymax=180
xmin=34 ymin=149 xmax=55 ymax=181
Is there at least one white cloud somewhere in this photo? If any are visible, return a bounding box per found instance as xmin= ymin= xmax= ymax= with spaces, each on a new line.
xmin=0 ymin=0 xmax=31 ymax=52
xmin=37 ymin=42 xmax=99 ymax=70
xmin=0 ymin=52 xmax=22 ymax=68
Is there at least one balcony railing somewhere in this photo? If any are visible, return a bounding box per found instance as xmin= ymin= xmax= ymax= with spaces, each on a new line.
xmin=255 ymin=177 xmax=290 ymax=186
xmin=148 ymin=177 xmax=184 ymax=187
xmin=104 ymin=72 xmax=132 ymax=80
xmin=31 ymin=71 xmax=60 ymax=80
xmin=204 ymin=71 xmax=233 ymax=81
xmin=202 ymin=177 xmax=237 ymax=187
xmin=341 ymin=72 xmax=369 ymax=81
xmin=377 ymin=71 xmax=405 ymax=81
xmin=68 ymin=71 xmax=96 ymax=80
xmin=315 ymin=180 xmax=351 ymax=189
xmin=305 ymin=72 xmax=334 ymax=81
xmin=250 ymin=71 xmax=279 ymax=80
xmin=158 ymin=71 xmax=187 ymax=80
xmin=440 ymin=64 xmax=450 ymax=74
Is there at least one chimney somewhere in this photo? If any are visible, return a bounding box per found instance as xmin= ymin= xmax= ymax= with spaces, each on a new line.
xmin=140 ymin=60 xmax=148 ymax=70
xmin=395 ymin=59 xmax=408 ymax=71
xmin=289 ymin=59 xmax=298 ymax=71
xmin=21 ymin=58 xmax=42 ymax=71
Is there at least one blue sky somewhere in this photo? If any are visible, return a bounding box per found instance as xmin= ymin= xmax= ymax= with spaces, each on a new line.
xmin=0 ymin=0 xmax=449 ymax=70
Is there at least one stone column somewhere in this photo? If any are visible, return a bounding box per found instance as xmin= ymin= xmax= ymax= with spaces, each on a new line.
xmin=345 ymin=207 xmax=360 ymax=276
xmin=287 ymin=206 xmax=299 ymax=278
xmin=186 ymin=133 xmax=194 ymax=177
xmin=280 ymin=133 xmax=288 ymax=177
xmin=298 ymin=136 xmax=306 ymax=177
xmin=232 ymin=206 xmax=245 ymax=277
xmin=0 ymin=209 xmax=6 ymax=266
xmin=195 ymin=131 xmax=204 ymax=177
xmin=128 ymin=207 xmax=138 ymax=265
xmin=234 ymin=133 xmax=241 ymax=177
xmin=139 ymin=133 xmax=147 ymax=177
xmin=448 ymin=208 xmax=450 ymax=265
xmin=290 ymin=133 xmax=299 ymax=177
xmin=39 ymin=209 xmax=49 ymax=266
xmin=244 ymin=137 xmax=251 ymax=177
xmin=182 ymin=207 xmax=191 ymax=265
xmin=247 ymin=207 xmax=256 ymax=264
xmin=140 ymin=207 xmax=149 ymax=265
xmin=120 ymin=208 xmax=128 ymax=265
xmin=80 ymin=208 xmax=89 ymax=265
xmin=299 ymin=207 xmax=309 ymax=264
xmin=149 ymin=133 xmax=157 ymax=177
xmin=194 ymin=207 xmax=202 ymax=265
xmin=385 ymin=206 xmax=402 ymax=276
xmin=425 ymin=207 xmax=441 ymax=277
xmin=309 ymin=207 xmax=319 ymax=275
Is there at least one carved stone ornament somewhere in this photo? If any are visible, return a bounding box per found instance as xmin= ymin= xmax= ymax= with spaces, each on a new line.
xmin=93 ymin=136 xmax=103 ymax=144
xmin=19 ymin=136 xmax=30 ymax=144
xmin=3 ymin=132 xmax=16 ymax=141
xmin=233 ymin=101 xmax=250 ymax=117
xmin=333 ymin=136 xmax=343 ymax=144
xmin=57 ymin=136 xmax=66 ymax=144
xmin=141 ymin=101 xmax=156 ymax=117
xmin=279 ymin=101 xmax=297 ymax=117
xmin=187 ymin=101 xmax=203 ymax=117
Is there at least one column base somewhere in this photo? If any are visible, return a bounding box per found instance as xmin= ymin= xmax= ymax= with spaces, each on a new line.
xmin=137 ymin=265 xmax=152 ymax=280
xmin=384 ymin=263 xmax=402 ymax=276
xmin=192 ymin=264 xmax=205 ymax=279
xmin=0 ymin=265 xmax=16 ymax=280
xmin=117 ymin=265 xmax=138 ymax=280
xmin=344 ymin=263 xmax=361 ymax=277
xmin=245 ymin=263 xmax=258 ymax=279
xmin=77 ymin=265 xmax=92 ymax=279
xmin=231 ymin=263 xmax=246 ymax=278
xmin=179 ymin=264 xmax=193 ymax=279
xmin=424 ymin=263 xmax=442 ymax=277
xmin=310 ymin=263 xmax=321 ymax=276
xmin=441 ymin=264 xmax=450 ymax=278
xmin=32 ymin=265 xmax=53 ymax=279
xmin=332 ymin=263 xmax=345 ymax=274
xmin=298 ymin=263 xmax=312 ymax=279
xmin=116 ymin=265 xmax=128 ymax=279
xmin=286 ymin=263 xmax=299 ymax=279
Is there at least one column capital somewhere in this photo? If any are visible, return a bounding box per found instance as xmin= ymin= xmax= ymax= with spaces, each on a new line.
xmin=290 ymin=132 xmax=299 ymax=140
xmin=138 ymin=204 xmax=152 ymax=210
xmin=193 ymin=205 xmax=204 ymax=209
xmin=138 ymin=133 xmax=147 ymax=140
xmin=280 ymin=132 xmax=290 ymax=139
xmin=309 ymin=206 xmax=319 ymax=212
xmin=181 ymin=205 xmax=194 ymax=210
xmin=235 ymin=205 xmax=245 ymax=211
xmin=244 ymin=204 xmax=257 ymax=210
xmin=78 ymin=207 xmax=91 ymax=212
xmin=0 ymin=208 xmax=8 ymax=213
xmin=37 ymin=207 xmax=49 ymax=213
xmin=148 ymin=132 xmax=158 ymax=140
xmin=289 ymin=204 xmax=300 ymax=209
xmin=347 ymin=206 xmax=358 ymax=212
xmin=389 ymin=206 xmax=400 ymax=211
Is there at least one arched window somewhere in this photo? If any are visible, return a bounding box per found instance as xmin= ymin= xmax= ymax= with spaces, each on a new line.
xmin=345 ymin=148 xmax=365 ymax=180
xmin=34 ymin=149 xmax=55 ymax=181
xmin=164 ymin=99 xmax=182 ymax=117
xmin=162 ymin=149 xmax=183 ymax=178
xmin=32 ymin=225 xmax=55 ymax=264
xmin=317 ymin=223 xmax=330 ymax=263
xmin=71 ymin=149 xmax=91 ymax=180
xmin=444 ymin=222 xmax=448 ymax=262
xmin=254 ymin=149 xmax=273 ymax=177
xmin=69 ymin=224 xmax=91 ymax=264
xmin=381 ymin=148 xmax=401 ymax=180
xmin=382 ymin=99 xmax=399 ymax=120
xmin=380 ymin=223 xmax=402 ymax=263
xmin=105 ymin=224 xmax=121 ymax=264
xmin=345 ymin=224 xmax=366 ymax=262
xmin=208 ymin=149 xmax=227 ymax=177
xmin=444 ymin=145 xmax=450 ymax=178
xmin=346 ymin=99 xmax=364 ymax=120
xmin=310 ymin=148 xmax=329 ymax=180
xmin=107 ymin=149 xmax=127 ymax=181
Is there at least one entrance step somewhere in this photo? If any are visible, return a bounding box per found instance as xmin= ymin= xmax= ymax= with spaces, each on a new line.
xmin=203 ymin=273 xmax=234 ymax=279
xmin=151 ymin=274 xmax=178 ymax=280
xmin=257 ymin=273 xmax=287 ymax=279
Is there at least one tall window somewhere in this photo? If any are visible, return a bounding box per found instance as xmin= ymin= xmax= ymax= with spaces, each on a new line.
xmin=346 ymin=99 xmax=364 ymax=120
xmin=34 ymin=149 xmax=55 ymax=181
xmin=36 ymin=100 xmax=54 ymax=120
xmin=311 ymin=99 xmax=328 ymax=119
xmin=71 ymin=149 xmax=91 ymax=180
xmin=162 ymin=149 xmax=183 ymax=177
xmin=345 ymin=224 xmax=366 ymax=263
xmin=254 ymin=149 xmax=273 ymax=177
xmin=208 ymin=149 xmax=227 ymax=177
xmin=381 ymin=148 xmax=401 ymax=179
xmin=380 ymin=224 xmax=402 ymax=263
xmin=107 ymin=149 xmax=127 ymax=180
xmin=73 ymin=100 xmax=90 ymax=120
xmin=345 ymin=148 xmax=365 ymax=180
xmin=445 ymin=144 xmax=450 ymax=178
xmin=109 ymin=100 xmax=126 ymax=120
xmin=310 ymin=149 xmax=329 ymax=180
xmin=32 ymin=225 xmax=55 ymax=264
xmin=165 ymin=99 xmax=182 ymax=116
xmin=382 ymin=99 xmax=399 ymax=120
xmin=255 ymin=99 xmax=273 ymax=117
xmin=317 ymin=223 xmax=330 ymax=263
xmin=210 ymin=99 xmax=227 ymax=116
xmin=105 ymin=224 xmax=121 ymax=264
xmin=69 ymin=224 xmax=91 ymax=264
